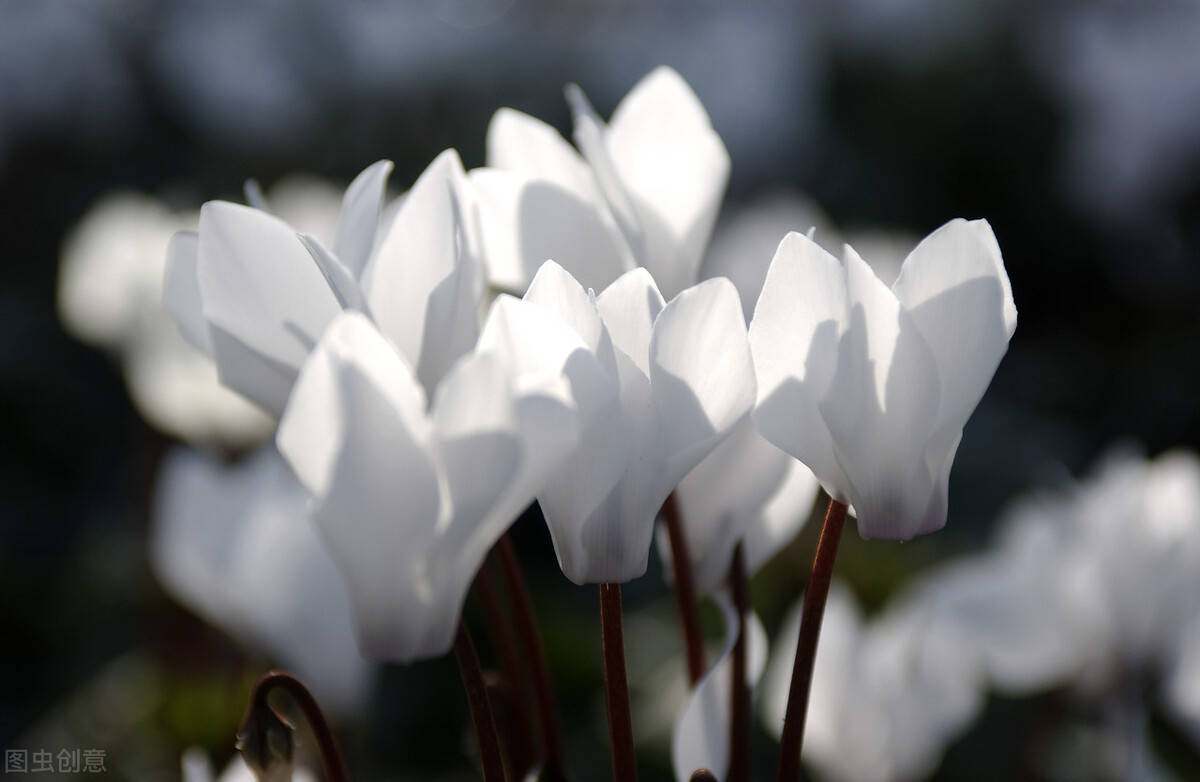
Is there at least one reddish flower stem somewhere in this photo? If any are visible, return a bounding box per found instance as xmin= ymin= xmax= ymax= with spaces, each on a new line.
xmin=728 ymin=542 xmax=750 ymax=782
xmin=496 ymin=534 xmax=569 ymax=781
xmin=775 ymin=498 xmax=848 ymax=782
xmin=661 ymin=492 xmax=707 ymax=686
xmin=455 ymin=622 xmax=508 ymax=782
xmin=599 ymin=582 xmax=638 ymax=782
xmin=473 ymin=561 xmax=536 ymax=778
xmin=239 ymin=670 xmax=349 ymax=782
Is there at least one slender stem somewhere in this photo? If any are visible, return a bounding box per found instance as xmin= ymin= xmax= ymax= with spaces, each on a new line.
xmin=775 ymin=498 xmax=848 ymax=782
xmin=240 ymin=670 xmax=349 ymax=782
xmin=728 ymin=542 xmax=750 ymax=782
xmin=455 ymin=622 xmax=508 ymax=782
xmin=474 ymin=564 xmax=536 ymax=779
xmin=497 ymin=535 xmax=569 ymax=781
xmin=661 ymin=492 xmax=707 ymax=686
xmin=599 ymin=582 xmax=638 ymax=782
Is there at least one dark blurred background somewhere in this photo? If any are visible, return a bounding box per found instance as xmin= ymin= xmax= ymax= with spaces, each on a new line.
xmin=3 ymin=0 xmax=1199 ymax=779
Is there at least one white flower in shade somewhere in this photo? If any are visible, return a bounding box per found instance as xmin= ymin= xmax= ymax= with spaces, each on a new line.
xmin=478 ymin=66 xmax=729 ymax=299
xmin=517 ymin=261 xmax=755 ymax=584
xmin=671 ymin=592 xmax=767 ymax=782
xmin=57 ymin=194 xmax=271 ymax=447
xmin=166 ymin=150 xmax=476 ymax=418
xmin=151 ymin=445 xmax=370 ymax=715
xmin=275 ymin=301 xmax=611 ymax=663
xmin=761 ymin=584 xmax=983 ymax=782
xmin=1165 ymin=612 xmax=1200 ymax=747
xmin=750 ymin=219 xmax=1017 ymax=539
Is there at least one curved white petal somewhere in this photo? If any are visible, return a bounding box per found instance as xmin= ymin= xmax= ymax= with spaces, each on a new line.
xmin=523 ymin=260 xmax=617 ymax=367
xmin=650 ymin=277 xmax=755 ymax=489
xmin=278 ymin=312 xmax=447 ymax=663
xmin=486 ymin=107 xmax=599 ymax=203
xmin=748 ymin=232 xmax=849 ymax=500
xmin=741 ymin=458 xmax=820 ymax=578
xmin=470 ymin=167 xmax=634 ymax=294
xmin=334 ymin=160 xmax=393 ymax=277
xmin=298 ymin=234 xmax=368 ymax=314
xmin=596 ymin=266 xmax=665 ymax=377
xmin=604 ymin=67 xmax=730 ymax=299
xmin=891 ymin=218 xmax=1016 ymax=436
xmin=670 ymin=417 xmax=794 ymax=595
xmin=361 ymin=149 xmax=480 ymax=393
xmin=162 ymin=229 xmax=211 ymax=353
xmin=672 ymin=593 xmax=767 ymax=782
xmin=819 ymin=246 xmax=943 ymax=539
xmin=197 ymin=201 xmax=341 ymax=416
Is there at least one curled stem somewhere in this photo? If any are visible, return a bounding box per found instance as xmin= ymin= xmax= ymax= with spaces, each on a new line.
xmin=238 ymin=670 xmax=349 ymax=782
xmin=662 ymin=492 xmax=707 ymax=686
xmin=497 ymin=535 xmax=570 ymax=781
xmin=599 ymin=583 xmax=638 ymax=782
xmin=728 ymin=542 xmax=750 ymax=782
xmin=775 ymin=498 xmax=848 ymax=782
xmin=455 ymin=622 xmax=508 ymax=782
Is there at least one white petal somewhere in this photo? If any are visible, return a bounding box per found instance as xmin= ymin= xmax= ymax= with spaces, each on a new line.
xmin=741 ymin=457 xmax=820 ymax=578
xmin=361 ymin=149 xmax=480 ymax=393
xmin=470 ymin=167 xmax=634 ymax=294
xmin=595 ymin=266 xmax=665 ymax=377
xmin=486 ymin=107 xmax=599 ymax=203
xmin=197 ymin=201 xmax=341 ymax=415
xmin=277 ymin=311 xmax=429 ymax=500
xmin=298 ymin=234 xmax=368 ymax=313
xmin=162 ymin=229 xmax=211 ymax=353
xmin=818 ymin=246 xmax=943 ymax=539
xmin=748 ymin=232 xmax=849 ymax=500
xmin=672 ymin=592 xmax=767 ymax=782
xmin=650 ymin=277 xmax=755 ymax=489
xmin=670 ymin=417 xmax=793 ymax=595
xmin=605 ymin=67 xmax=730 ymax=298
xmin=522 ymin=259 xmax=617 ymax=369
xmin=334 ymin=160 xmax=393 ymax=277
xmin=278 ymin=312 xmax=447 ymax=663
xmin=891 ymin=218 xmax=1015 ymax=434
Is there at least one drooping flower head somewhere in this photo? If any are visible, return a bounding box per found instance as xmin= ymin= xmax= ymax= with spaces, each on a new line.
xmin=750 ymin=219 xmax=1017 ymax=539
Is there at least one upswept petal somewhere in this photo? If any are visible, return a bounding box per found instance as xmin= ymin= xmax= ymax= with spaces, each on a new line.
xmin=162 ymin=229 xmax=211 ymax=353
xmin=361 ymin=149 xmax=480 ymax=393
xmin=651 ymin=277 xmax=755 ymax=489
xmin=603 ymin=66 xmax=731 ymax=298
xmin=277 ymin=312 xmax=445 ymax=663
xmin=334 ymin=160 xmax=393 ymax=277
xmin=197 ymin=201 xmax=342 ymax=416
xmin=891 ymin=218 xmax=1015 ymax=435
xmin=298 ymin=234 xmax=368 ymax=314
xmin=595 ymin=266 xmax=665 ymax=377
xmin=523 ymin=259 xmax=617 ymax=369
xmin=277 ymin=312 xmax=429 ymax=501
xmin=748 ymin=232 xmax=849 ymax=500
xmin=670 ymin=417 xmax=793 ymax=594
xmin=672 ymin=592 xmax=768 ymax=782
xmin=469 ymin=167 xmax=634 ymax=293
xmin=486 ymin=107 xmax=600 ymax=203
xmin=818 ymin=246 xmax=943 ymax=539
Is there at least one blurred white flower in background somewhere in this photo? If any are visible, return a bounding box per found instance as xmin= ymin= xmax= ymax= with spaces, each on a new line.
xmin=152 ymin=445 xmax=371 ymax=715
xmin=181 ymin=746 xmax=315 ymax=782
xmin=57 ymin=175 xmax=351 ymax=448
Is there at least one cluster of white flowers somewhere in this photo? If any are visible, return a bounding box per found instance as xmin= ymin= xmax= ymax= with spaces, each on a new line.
xmin=760 ymin=448 xmax=1200 ymax=780
xmin=63 ymin=65 xmax=1023 ymax=780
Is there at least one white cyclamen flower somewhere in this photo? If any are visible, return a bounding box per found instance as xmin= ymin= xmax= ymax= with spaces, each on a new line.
xmin=479 ymin=65 xmax=729 ymax=299
xmin=166 ymin=151 xmax=476 ymax=418
xmin=276 ymin=302 xmax=611 ymax=662
xmin=517 ymin=261 xmax=755 ymax=584
xmin=151 ymin=445 xmax=370 ymax=715
xmin=750 ymin=219 xmax=1017 ymax=539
